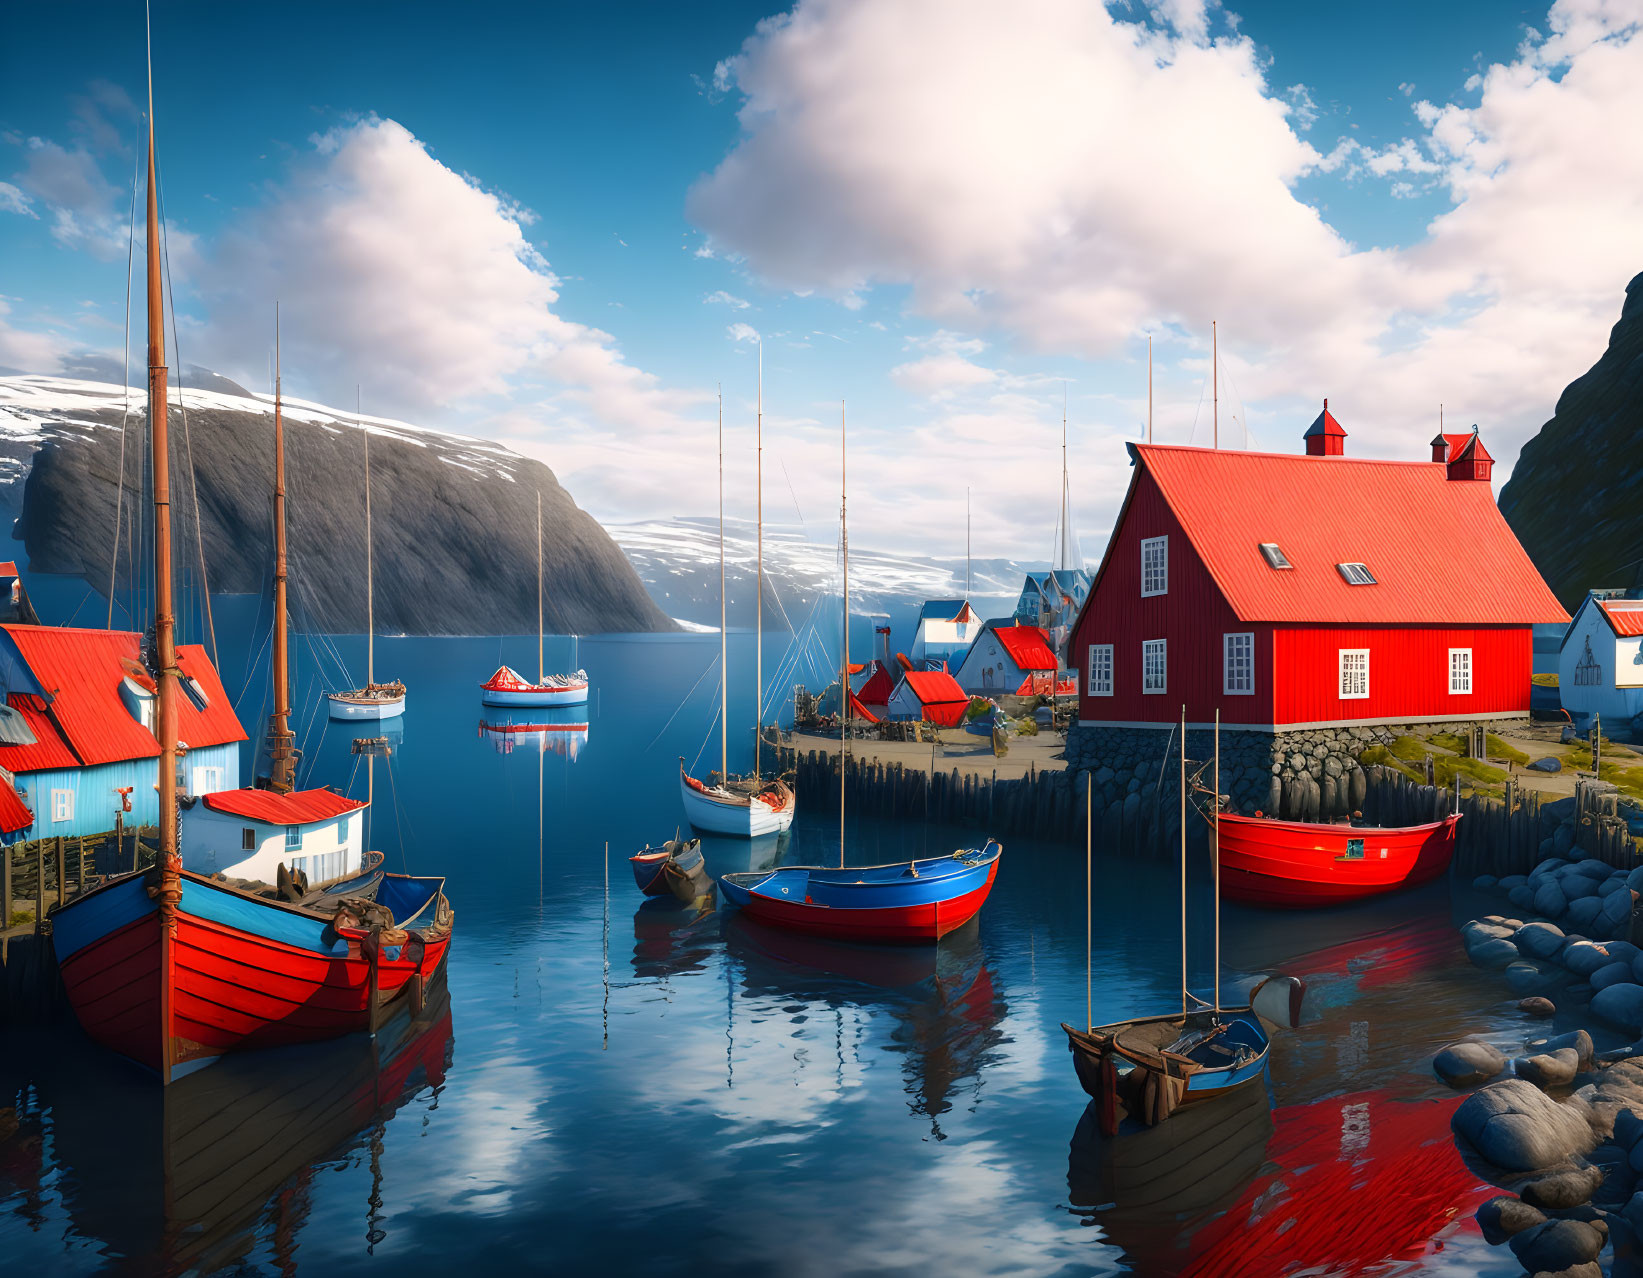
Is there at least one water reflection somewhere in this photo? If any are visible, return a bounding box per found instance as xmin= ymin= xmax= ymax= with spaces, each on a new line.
xmin=0 ymin=979 xmax=452 ymax=1275
xmin=477 ymin=708 xmax=590 ymax=760
xmin=725 ymin=917 xmax=1007 ymax=1137
xmin=631 ymin=897 xmax=719 ymax=980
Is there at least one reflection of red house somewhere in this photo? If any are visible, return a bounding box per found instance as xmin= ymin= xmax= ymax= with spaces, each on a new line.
xmin=887 ymin=670 xmax=969 ymax=727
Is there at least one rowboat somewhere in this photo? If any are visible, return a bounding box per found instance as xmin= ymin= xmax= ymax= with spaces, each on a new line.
xmin=718 ymin=843 xmax=1002 ymax=943
xmin=52 ymin=867 xmax=452 ymax=1080
xmin=680 ymin=763 xmax=796 ymax=837
xmin=629 ymin=837 xmax=707 ymax=901
xmin=480 ymin=665 xmax=589 ymax=708
xmin=1216 ymin=811 xmax=1462 ymax=908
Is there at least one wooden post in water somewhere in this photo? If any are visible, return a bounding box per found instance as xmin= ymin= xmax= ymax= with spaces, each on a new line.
xmin=2 ymin=843 xmax=10 ymax=934
xmin=54 ymin=838 xmax=65 ymax=912
xmin=34 ymin=841 xmax=44 ymax=932
xmin=77 ymin=836 xmax=85 ymax=897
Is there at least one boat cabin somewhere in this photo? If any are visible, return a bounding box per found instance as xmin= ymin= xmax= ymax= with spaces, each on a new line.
xmin=182 ymin=787 xmax=367 ymax=883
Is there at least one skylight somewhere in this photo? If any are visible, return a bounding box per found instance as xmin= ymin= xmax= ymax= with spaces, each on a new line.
xmin=1337 ymin=562 xmax=1376 ymax=586
xmin=1259 ymin=543 xmax=1292 ymax=570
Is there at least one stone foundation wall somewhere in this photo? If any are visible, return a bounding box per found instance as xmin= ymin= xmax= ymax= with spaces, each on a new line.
xmin=1064 ymin=718 xmax=1525 ymax=842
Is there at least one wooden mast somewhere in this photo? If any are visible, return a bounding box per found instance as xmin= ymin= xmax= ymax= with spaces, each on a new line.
xmin=268 ymin=305 xmax=295 ymax=792
xmin=536 ymin=490 xmax=544 ymax=686
xmin=361 ymin=391 xmax=374 ymax=688
xmin=755 ymin=341 xmax=763 ymax=780
xmin=145 ymin=5 xmax=181 ymax=1087
xmin=1214 ymin=709 xmax=1222 ymax=1013
xmin=1147 ymin=335 xmax=1152 ymax=444
xmin=1059 ymin=385 xmax=1069 ymax=570
xmin=1179 ymin=704 xmax=1187 ymax=1019
xmin=718 ymin=386 xmax=727 ymax=783
xmin=1212 ymin=320 xmax=1218 ymax=450
xmin=840 ymin=398 xmax=847 ymax=870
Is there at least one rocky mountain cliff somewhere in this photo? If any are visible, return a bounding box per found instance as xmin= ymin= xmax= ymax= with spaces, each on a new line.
xmin=1500 ymin=272 xmax=1643 ymax=609
xmin=0 ymin=376 xmax=674 ymax=636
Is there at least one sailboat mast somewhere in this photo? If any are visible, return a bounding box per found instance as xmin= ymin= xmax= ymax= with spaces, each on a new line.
xmin=1179 ymin=704 xmax=1187 ymax=1019
xmin=965 ymin=487 xmax=970 ymax=601
xmin=840 ymin=399 xmax=847 ymax=870
xmin=1060 ymin=385 xmax=1068 ymax=570
xmin=1147 ymin=335 xmax=1153 ymax=444
xmin=268 ymin=305 xmax=294 ymax=792
xmin=361 ymin=391 xmax=373 ymax=687
xmin=536 ymin=490 xmax=544 ymax=686
xmin=1214 ymin=709 xmax=1222 ymax=1013
xmin=144 ymin=7 xmax=181 ymax=1087
xmin=1212 ymin=321 xmax=1218 ymax=450
xmin=755 ymin=342 xmax=763 ymax=780
xmin=719 ymin=386 xmax=727 ymax=782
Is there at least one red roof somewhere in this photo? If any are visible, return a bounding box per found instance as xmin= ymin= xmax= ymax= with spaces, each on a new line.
xmin=856 ymin=661 xmax=896 ymax=706
xmin=0 ymin=626 xmax=246 ymax=771
xmin=1118 ymin=445 xmax=1568 ymax=626
xmin=898 ymin=670 xmax=968 ymax=706
xmin=0 ymin=776 xmax=32 ymax=835
xmin=1598 ymin=600 xmax=1643 ymax=637
xmin=847 ymin=692 xmax=881 ymax=724
xmin=991 ymin=624 xmax=1058 ymax=672
xmin=1303 ymin=403 xmax=1347 ymax=442
xmin=0 ymin=562 xmax=18 ymax=579
xmin=202 ymin=787 xmax=365 ymax=825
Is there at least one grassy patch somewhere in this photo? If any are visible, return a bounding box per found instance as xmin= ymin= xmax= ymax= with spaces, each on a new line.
xmin=1532 ymin=672 xmax=1560 ymax=687
xmin=1487 ymin=734 xmax=1532 ymax=766
xmin=1014 ymin=717 xmax=1039 ymax=736
xmin=1597 ymin=761 xmax=1643 ymax=802
xmin=1435 ymin=755 xmax=1508 ymax=788
xmin=1388 ymin=735 xmax=1429 ymax=764
xmin=1360 ymin=745 xmax=1422 ymax=783
xmin=7 ymin=909 xmax=32 ymax=929
xmin=1426 ymin=731 xmax=1466 ymax=754
xmin=964 ymin=698 xmax=991 ymax=722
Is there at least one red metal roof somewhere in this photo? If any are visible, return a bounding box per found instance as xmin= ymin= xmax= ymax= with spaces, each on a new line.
xmin=0 ymin=775 xmax=32 ymax=835
xmin=0 ymin=562 xmax=18 ymax=578
xmin=992 ymin=624 xmax=1058 ymax=671
xmin=856 ymin=661 xmax=896 ymax=706
xmin=1129 ymin=445 xmax=1568 ymax=626
xmin=1598 ymin=601 xmax=1643 ymax=637
xmin=0 ymin=626 xmax=246 ymax=770
xmin=0 ymin=694 xmax=81 ymax=771
xmin=898 ymin=670 xmax=969 ymax=706
xmin=847 ymin=692 xmax=881 ymax=724
xmin=202 ymin=787 xmax=366 ymax=824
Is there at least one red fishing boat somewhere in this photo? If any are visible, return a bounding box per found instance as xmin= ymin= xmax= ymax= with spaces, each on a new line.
xmin=1216 ymin=811 xmax=1462 ymax=908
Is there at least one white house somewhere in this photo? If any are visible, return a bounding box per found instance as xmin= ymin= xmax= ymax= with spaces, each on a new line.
xmin=1558 ymin=591 xmax=1643 ymax=728
xmin=181 ymin=787 xmax=367 ymax=884
xmin=910 ymin=600 xmax=979 ymax=666
xmin=953 ymin=621 xmax=1059 ymax=694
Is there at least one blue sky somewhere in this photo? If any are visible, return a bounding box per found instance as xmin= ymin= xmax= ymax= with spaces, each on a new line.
xmin=2 ymin=0 xmax=1637 ymax=559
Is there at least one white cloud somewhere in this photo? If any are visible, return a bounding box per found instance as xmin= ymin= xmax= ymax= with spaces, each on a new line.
xmin=0 ymin=183 xmax=34 ymax=218
xmin=705 ymin=289 xmax=751 ymax=309
xmin=890 ymin=353 xmax=997 ymax=397
xmin=691 ymin=0 xmax=1643 ymax=498
xmin=0 ymin=300 xmax=69 ymax=372
xmin=11 ymin=136 xmax=127 ymax=256
xmin=728 ymin=321 xmax=761 ymax=343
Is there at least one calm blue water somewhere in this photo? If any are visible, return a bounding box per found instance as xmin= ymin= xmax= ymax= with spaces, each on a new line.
xmin=0 ymin=631 xmax=1543 ymax=1275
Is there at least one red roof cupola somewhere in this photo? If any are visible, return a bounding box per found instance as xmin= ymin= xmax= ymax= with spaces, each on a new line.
xmin=1303 ymin=398 xmax=1346 ymax=456
xmin=1445 ymin=427 xmax=1494 ymax=482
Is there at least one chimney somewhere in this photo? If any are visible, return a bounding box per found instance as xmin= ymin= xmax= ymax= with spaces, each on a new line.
xmin=1303 ymin=398 xmax=1346 ymax=456
xmin=1430 ymin=431 xmax=1450 ymax=463
xmin=876 ymin=624 xmax=891 ymax=669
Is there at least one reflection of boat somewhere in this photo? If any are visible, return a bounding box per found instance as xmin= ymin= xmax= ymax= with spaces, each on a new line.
xmin=726 ymin=914 xmax=1006 ymax=1132
xmin=630 ymin=837 xmax=707 ymax=900
xmin=328 ymin=394 xmax=405 ymax=722
xmin=680 ymin=372 xmax=796 ymax=837
xmin=480 ymin=491 xmax=589 ymax=707
xmin=1217 ymin=811 xmax=1462 ymax=908
xmin=21 ymin=976 xmax=452 ymax=1274
xmin=720 ymin=844 xmax=1002 ymax=943
xmin=478 ymin=708 xmax=590 ymax=760
xmin=630 ymin=898 xmax=718 ymax=980
xmin=1066 ymin=1079 xmax=1275 ymax=1267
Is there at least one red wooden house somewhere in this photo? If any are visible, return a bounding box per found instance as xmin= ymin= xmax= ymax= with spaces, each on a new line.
xmin=1070 ymin=410 xmax=1566 ymax=731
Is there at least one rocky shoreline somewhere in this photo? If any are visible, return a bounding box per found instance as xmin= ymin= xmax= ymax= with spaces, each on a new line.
xmin=1445 ymin=799 xmax=1643 ymax=1276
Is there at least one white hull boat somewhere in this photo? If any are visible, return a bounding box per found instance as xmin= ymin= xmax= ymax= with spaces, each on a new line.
xmin=679 ymin=764 xmax=795 ymax=838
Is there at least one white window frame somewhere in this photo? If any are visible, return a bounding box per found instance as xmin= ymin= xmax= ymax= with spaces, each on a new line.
xmin=1141 ymin=536 xmax=1168 ymax=597
xmin=1086 ymin=644 xmax=1113 ymax=697
xmin=192 ymin=765 xmax=223 ymax=797
xmin=338 ymin=815 xmax=351 ymax=844
xmin=1142 ymin=639 xmax=1167 ymax=694
xmin=1223 ymin=632 xmax=1255 ymax=695
xmin=1339 ymin=648 xmax=1370 ymax=700
xmin=285 ymin=824 xmax=303 ymax=852
xmin=1449 ymin=647 xmax=1472 ymax=695
xmin=50 ymin=788 xmax=73 ymax=823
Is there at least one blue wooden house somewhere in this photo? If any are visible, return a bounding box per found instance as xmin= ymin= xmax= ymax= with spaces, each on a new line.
xmin=0 ymin=625 xmax=245 ymax=841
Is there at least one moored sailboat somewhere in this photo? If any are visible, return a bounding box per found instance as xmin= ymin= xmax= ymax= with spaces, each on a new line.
xmin=49 ymin=38 xmax=452 ymax=1083
xmin=328 ymin=397 xmax=405 ymax=721
xmin=680 ymin=375 xmax=796 ymax=837
xmin=481 ymin=491 xmax=589 ymax=707
xmin=717 ymin=401 xmax=1003 ymax=943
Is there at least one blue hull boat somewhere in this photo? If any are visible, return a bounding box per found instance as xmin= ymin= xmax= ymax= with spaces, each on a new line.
xmin=718 ymin=843 xmax=1002 ymax=943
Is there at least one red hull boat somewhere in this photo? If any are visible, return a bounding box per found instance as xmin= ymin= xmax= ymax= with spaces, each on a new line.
xmin=1217 ymin=811 xmax=1461 ymax=908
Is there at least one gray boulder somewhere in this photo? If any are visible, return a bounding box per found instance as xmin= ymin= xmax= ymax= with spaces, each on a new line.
xmin=1534 ymin=880 xmax=1570 ymax=918
xmin=1599 ymin=889 xmax=1639 ymax=937
xmin=1576 ymin=858 xmax=1614 ymax=879
xmin=1566 ymin=896 xmax=1606 ymax=932
xmin=1593 ymin=983 xmax=1643 ymax=1033
xmin=1515 ymin=1048 xmax=1582 ymax=1089
xmin=1563 ymin=941 xmax=1623 ymax=977
xmin=1521 ymin=996 xmax=1558 ymax=1017
xmin=1595 ymin=960 xmax=1635 ymax=990
xmin=1435 ymin=1041 xmax=1508 ymax=1088
xmin=1555 ymin=822 xmax=1578 ymax=857
xmin=1464 ymin=919 xmax=1516 ymax=949
xmin=1631 ymin=952 xmax=1643 ymax=985
xmin=1476 ymin=1194 xmax=1546 ymax=1244
xmin=1518 ymin=922 xmax=1570 ymax=960
xmin=1602 ymin=874 xmax=1632 ymax=897
xmin=1508 ymin=1218 xmax=1605 ymax=1270
xmin=1473 ymin=873 xmax=1499 ymax=889
xmin=1628 ymin=864 xmax=1643 ymax=894
xmin=1525 ymin=1031 xmax=1595 ymax=1070
xmin=1508 ymin=960 xmax=1573 ymax=997
xmin=1615 ymin=1109 xmax=1643 ymax=1151
xmin=1604 ymin=939 xmax=1642 ymax=966
xmin=1471 ymin=938 xmax=1523 ymax=969
xmin=1528 ymin=756 xmax=1563 ymax=772
xmin=1452 ymin=1078 xmax=1597 ymax=1171
xmin=1501 ymin=875 xmax=1529 ymax=890
xmin=1509 ymin=883 xmax=1538 ymax=911
xmin=1520 ymin=1164 xmax=1605 ymax=1210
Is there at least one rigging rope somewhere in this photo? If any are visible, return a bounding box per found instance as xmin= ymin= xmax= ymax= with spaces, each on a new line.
xmin=108 ymin=141 xmax=141 ymax=629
